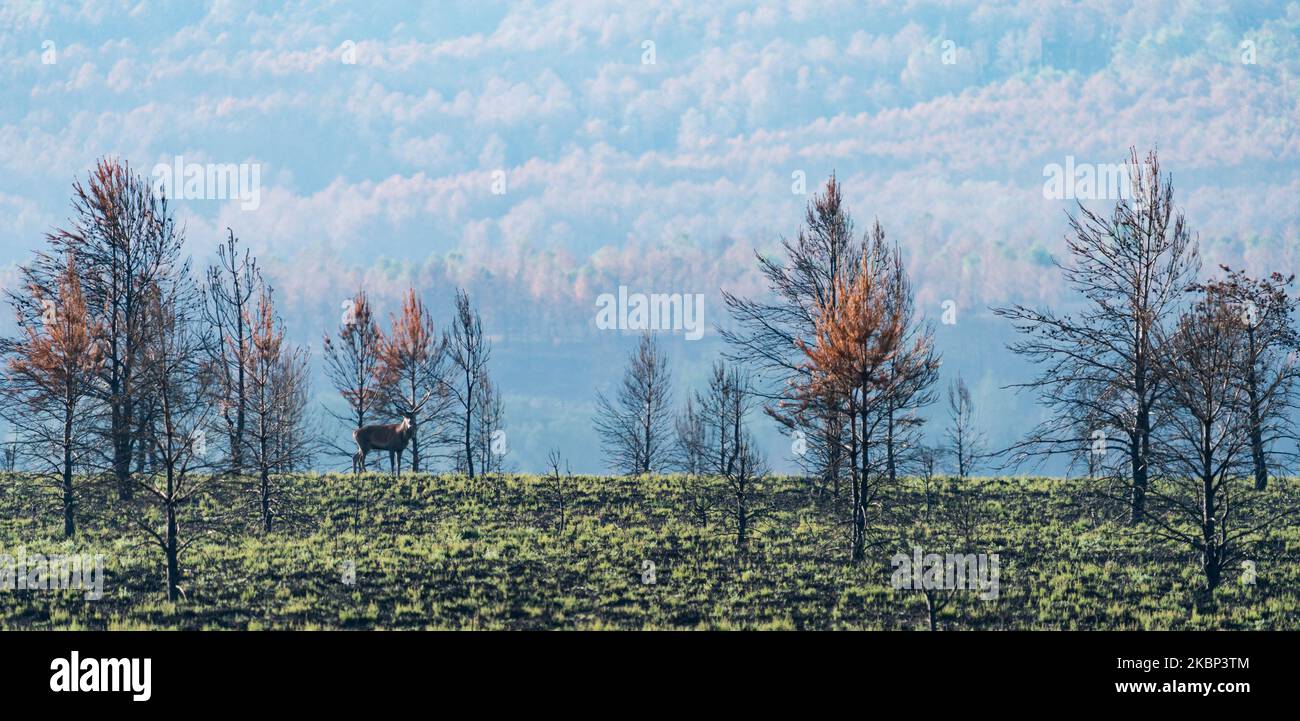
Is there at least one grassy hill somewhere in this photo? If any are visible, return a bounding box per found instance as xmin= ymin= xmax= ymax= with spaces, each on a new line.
xmin=1 ymin=472 xmax=1297 ymax=630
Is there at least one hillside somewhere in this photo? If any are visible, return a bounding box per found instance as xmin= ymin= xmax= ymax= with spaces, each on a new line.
xmin=2 ymin=472 xmax=1296 ymax=630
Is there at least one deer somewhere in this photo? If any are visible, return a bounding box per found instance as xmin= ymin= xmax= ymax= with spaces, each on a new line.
xmin=352 ymin=413 xmax=415 ymax=477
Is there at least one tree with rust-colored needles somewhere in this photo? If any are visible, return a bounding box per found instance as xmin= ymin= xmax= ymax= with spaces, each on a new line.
xmin=18 ymin=159 xmax=187 ymax=499
xmin=376 ymin=289 xmax=450 ymax=474
xmin=244 ymin=284 xmax=315 ymax=532
xmin=1 ymin=254 xmax=104 ymax=537
xmin=796 ymin=243 xmax=931 ymax=561
xmin=722 ymin=175 xmax=860 ymax=496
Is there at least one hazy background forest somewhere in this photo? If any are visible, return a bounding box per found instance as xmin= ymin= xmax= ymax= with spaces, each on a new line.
xmin=1 ymin=2 xmax=1296 ymax=474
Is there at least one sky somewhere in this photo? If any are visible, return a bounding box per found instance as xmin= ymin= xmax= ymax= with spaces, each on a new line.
xmin=0 ymin=1 xmax=1297 ymax=473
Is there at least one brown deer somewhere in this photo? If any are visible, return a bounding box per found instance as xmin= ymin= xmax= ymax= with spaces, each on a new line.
xmin=352 ymin=413 xmax=415 ymax=476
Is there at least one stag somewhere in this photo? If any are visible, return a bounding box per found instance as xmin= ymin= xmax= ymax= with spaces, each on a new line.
xmin=353 ymin=413 xmax=415 ymax=476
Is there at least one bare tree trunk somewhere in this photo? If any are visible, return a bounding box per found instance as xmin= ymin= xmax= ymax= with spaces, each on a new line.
xmin=1129 ymin=429 xmax=1146 ymax=525
xmin=1201 ymin=456 xmax=1220 ymax=593
xmin=826 ymin=411 xmax=842 ymax=497
xmin=233 ymin=310 xmax=246 ymax=474
xmin=849 ymin=401 xmax=863 ymax=562
xmin=261 ymin=468 xmax=272 ymax=533
xmin=463 ymin=389 xmax=475 ymax=479
xmin=113 ymin=401 xmax=133 ymax=499
xmin=410 ymin=421 xmax=421 ymax=473
xmin=854 ymin=395 xmax=871 ymax=562
xmin=165 ymin=494 xmax=180 ymax=602
xmin=1249 ymin=413 xmax=1267 ymax=490
xmin=1130 ymin=362 xmax=1150 ymax=524
xmin=885 ymin=402 xmax=896 ymax=486
xmin=62 ymin=410 xmax=75 ymax=538
xmin=1245 ymin=330 xmax=1268 ymax=489
xmin=736 ymin=476 xmax=747 ymax=552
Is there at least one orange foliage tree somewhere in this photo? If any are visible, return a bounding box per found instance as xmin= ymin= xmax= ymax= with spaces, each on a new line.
xmin=245 ymin=285 xmax=315 ymax=531
xmin=797 ymin=244 xmax=933 ymax=560
xmin=2 ymin=255 xmax=103 ymax=537
xmin=376 ymin=289 xmax=450 ymax=473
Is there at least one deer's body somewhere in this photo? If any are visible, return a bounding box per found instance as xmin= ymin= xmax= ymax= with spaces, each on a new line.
xmin=353 ymin=415 xmax=414 ymax=476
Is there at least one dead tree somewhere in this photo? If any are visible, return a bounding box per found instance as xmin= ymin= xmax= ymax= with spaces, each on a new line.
xmin=1145 ymin=293 xmax=1299 ymax=594
xmin=945 ymin=374 xmax=987 ymax=480
xmin=868 ymin=221 xmax=940 ymax=487
xmin=202 ymin=229 xmax=258 ymax=475
xmin=0 ymin=255 xmax=104 ymax=537
xmin=376 ymin=289 xmax=450 ymax=473
xmin=706 ymin=366 xmax=768 ymax=552
xmin=322 ymin=290 xmax=384 ymax=468
xmin=674 ymin=396 xmax=708 ymax=476
xmin=20 ymin=159 xmax=188 ymax=499
xmin=673 ymin=396 xmax=716 ymax=526
xmin=127 ymin=273 xmax=217 ymax=602
xmin=677 ymin=362 xmax=765 ymax=536
xmin=697 ymin=361 xmax=752 ymax=478
xmin=244 ymin=285 xmax=315 ymax=532
xmin=446 ymin=289 xmax=492 ymax=478
xmin=473 ymin=374 xmax=506 ymax=476
xmin=725 ymin=430 xmax=769 ymax=553
xmin=594 ymin=333 xmax=674 ymax=475
xmin=994 ymin=148 xmax=1200 ymax=524
xmin=544 ymin=448 xmax=577 ymax=534
xmin=1190 ymin=267 xmax=1300 ymax=489
xmin=722 ymin=174 xmax=860 ymax=495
